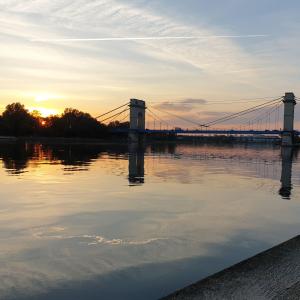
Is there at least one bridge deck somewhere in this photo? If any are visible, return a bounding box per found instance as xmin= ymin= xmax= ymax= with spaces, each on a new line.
xmin=145 ymin=129 xmax=284 ymax=135
xmin=113 ymin=129 xmax=300 ymax=136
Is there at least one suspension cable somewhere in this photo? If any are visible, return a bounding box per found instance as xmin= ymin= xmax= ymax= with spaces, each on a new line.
xmin=205 ymin=98 xmax=282 ymax=126
xmin=118 ymin=113 xmax=129 ymax=123
xmin=241 ymin=102 xmax=282 ymax=131
xmin=240 ymin=102 xmax=282 ymax=127
xmin=150 ymin=105 xmax=206 ymax=127
xmin=204 ymin=97 xmax=282 ymax=127
xmin=255 ymin=103 xmax=282 ymax=130
xmin=95 ymin=102 xmax=129 ymax=119
xmin=105 ymin=108 xmax=129 ymax=124
xmin=147 ymin=109 xmax=165 ymax=129
xmin=151 ymin=96 xmax=282 ymax=105
xmin=100 ymin=108 xmax=129 ymax=123
xmin=147 ymin=107 xmax=172 ymax=128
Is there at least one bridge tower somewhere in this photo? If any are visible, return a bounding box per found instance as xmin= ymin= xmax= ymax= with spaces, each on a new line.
xmin=129 ymin=98 xmax=146 ymax=143
xmin=282 ymin=92 xmax=297 ymax=146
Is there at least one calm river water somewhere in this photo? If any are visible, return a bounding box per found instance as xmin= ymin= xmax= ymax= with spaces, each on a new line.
xmin=0 ymin=142 xmax=299 ymax=300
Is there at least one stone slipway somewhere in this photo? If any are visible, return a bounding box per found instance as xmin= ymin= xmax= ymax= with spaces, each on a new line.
xmin=162 ymin=235 xmax=300 ymax=299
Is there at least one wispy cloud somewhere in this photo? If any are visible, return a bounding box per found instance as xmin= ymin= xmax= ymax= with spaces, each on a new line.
xmin=2 ymin=0 xmax=264 ymax=75
xmin=153 ymin=98 xmax=207 ymax=112
xmin=154 ymin=103 xmax=193 ymax=112
xmin=181 ymin=99 xmax=207 ymax=104
xmin=31 ymin=34 xmax=267 ymax=42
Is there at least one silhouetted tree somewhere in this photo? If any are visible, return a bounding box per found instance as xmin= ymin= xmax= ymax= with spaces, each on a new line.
xmin=0 ymin=103 xmax=130 ymax=139
xmin=45 ymin=108 xmax=108 ymax=138
xmin=1 ymin=103 xmax=38 ymax=136
xmin=0 ymin=115 xmax=3 ymax=135
xmin=108 ymin=121 xmax=130 ymax=129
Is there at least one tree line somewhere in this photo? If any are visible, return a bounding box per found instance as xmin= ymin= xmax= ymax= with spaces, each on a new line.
xmin=0 ymin=103 xmax=129 ymax=138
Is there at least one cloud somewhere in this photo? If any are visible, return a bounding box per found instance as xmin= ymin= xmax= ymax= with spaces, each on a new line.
xmin=199 ymin=111 xmax=231 ymax=117
xmin=181 ymin=98 xmax=207 ymax=104
xmin=196 ymin=111 xmax=232 ymax=124
xmin=31 ymin=34 xmax=268 ymax=42
xmin=151 ymin=100 xmax=235 ymax=127
xmin=154 ymin=102 xmax=192 ymax=112
xmin=1 ymin=0 xmax=261 ymax=76
xmin=153 ymin=98 xmax=207 ymax=112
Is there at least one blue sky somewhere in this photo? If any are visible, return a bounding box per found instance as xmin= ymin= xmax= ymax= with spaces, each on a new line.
xmin=0 ymin=0 xmax=299 ymax=126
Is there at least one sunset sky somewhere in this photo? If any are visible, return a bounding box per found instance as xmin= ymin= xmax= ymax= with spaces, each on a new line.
xmin=1 ymin=0 xmax=300 ymax=127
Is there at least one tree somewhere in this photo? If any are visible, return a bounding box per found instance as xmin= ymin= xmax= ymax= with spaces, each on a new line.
xmin=0 ymin=103 xmax=116 ymax=138
xmin=46 ymin=108 xmax=108 ymax=138
xmin=108 ymin=121 xmax=130 ymax=129
xmin=1 ymin=103 xmax=38 ymax=136
xmin=0 ymin=115 xmax=3 ymax=135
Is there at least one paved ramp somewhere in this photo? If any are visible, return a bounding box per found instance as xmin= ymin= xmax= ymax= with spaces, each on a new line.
xmin=162 ymin=236 xmax=300 ymax=300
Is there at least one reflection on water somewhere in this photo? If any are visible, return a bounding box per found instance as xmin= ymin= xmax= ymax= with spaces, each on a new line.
xmin=128 ymin=144 xmax=145 ymax=185
xmin=279 ymin=147 xmax=295 ymax=199
xmin=0 ymin=142 xmax=300 ymax=300
xmin=2 ymin=142 xmax=296 ymax=200
xmin=0 ymin=143 xmax=129 ymax=175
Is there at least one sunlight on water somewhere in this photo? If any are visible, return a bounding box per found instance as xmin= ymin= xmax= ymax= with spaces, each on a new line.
xmin=0 ymin=142 xmax=299 ymax=299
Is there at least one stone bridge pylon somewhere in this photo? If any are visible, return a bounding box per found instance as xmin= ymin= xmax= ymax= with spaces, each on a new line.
xmin=128 ymin=98 xmax=146 ymax=143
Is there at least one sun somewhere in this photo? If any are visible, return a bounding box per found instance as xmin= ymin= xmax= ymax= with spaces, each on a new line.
xmin=37 ymin=107 xmax=59 ymax=117
xmin=29 ymin=107 xmax=59 ymax=117
xmin=26 ymin=92 xmax=62 ymax=117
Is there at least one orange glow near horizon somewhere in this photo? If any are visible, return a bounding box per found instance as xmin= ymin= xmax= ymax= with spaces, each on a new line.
xmin=11 ymin=92 xmax=64 ymax=117
xmin=35 ymin=94 xmax=51 ymax=102
xmin=28 ymin=107 xmax=60 ymax=118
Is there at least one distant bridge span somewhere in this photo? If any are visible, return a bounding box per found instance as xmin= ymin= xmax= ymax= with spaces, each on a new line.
xmin=143 ymin=129 xmax=300 ymax=136
xmin=113 ymin=128 xmax=300 ymax=137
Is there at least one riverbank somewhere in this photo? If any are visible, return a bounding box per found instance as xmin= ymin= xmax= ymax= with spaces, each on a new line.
xmin=162 ymin=235 xmax=300 ymax=299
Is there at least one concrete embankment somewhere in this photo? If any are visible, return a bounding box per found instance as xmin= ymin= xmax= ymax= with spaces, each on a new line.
xmin=162 ymin=236 xmax=300 ymax=300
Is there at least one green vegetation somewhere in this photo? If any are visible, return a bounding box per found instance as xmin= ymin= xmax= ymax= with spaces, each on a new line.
xmin=0 ymin=103 xmax=129 ymax=138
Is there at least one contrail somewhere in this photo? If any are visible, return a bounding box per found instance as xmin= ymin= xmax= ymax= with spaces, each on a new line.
xmin=31 ymin=34 xmax=268 ymax=42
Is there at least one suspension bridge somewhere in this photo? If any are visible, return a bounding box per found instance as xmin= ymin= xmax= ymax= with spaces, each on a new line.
xmin=96 ymin=92 xmax=299 ymax=146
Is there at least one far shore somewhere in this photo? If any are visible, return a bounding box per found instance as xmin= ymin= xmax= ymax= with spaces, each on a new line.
xmin=0 ymin=136 xmax=130 ymax=145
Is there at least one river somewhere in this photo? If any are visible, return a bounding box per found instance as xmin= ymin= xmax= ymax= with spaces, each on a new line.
xmin=0 ymin=142 xmax=299 ymax=299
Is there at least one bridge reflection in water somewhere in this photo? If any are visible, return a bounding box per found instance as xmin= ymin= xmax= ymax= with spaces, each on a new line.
xmin=128 ymin=144 xmax=145 ymax=185
xmin=128 ymin=144 xmax=297 ymax=200
xmin=279 ymin=147 xmax=294 ymax=199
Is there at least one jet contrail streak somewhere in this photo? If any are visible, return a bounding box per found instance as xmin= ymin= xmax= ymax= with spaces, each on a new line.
xmin=31 ymin=34 xmax=268 ymax=42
